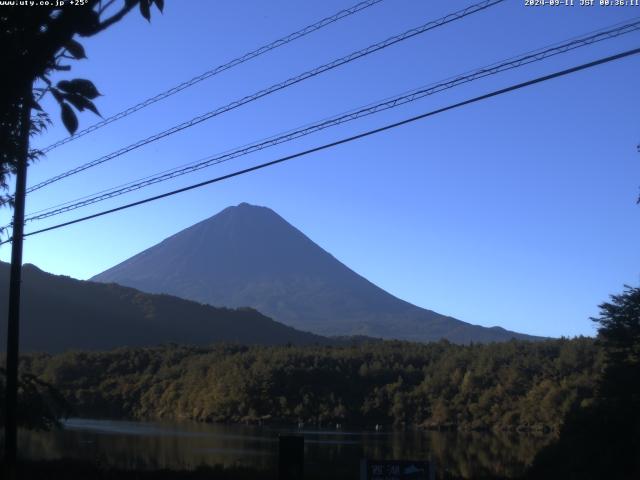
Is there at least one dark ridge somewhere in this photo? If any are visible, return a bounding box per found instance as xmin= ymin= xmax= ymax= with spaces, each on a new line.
xmin=0 ymin=261 xmax=329 ymax=353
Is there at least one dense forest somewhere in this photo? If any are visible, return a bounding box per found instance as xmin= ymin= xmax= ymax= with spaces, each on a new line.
xmin=527 ymin=285 xmax=640 ymax=479
xmin=20 ymin=338 xmax=600 ymax=432
xmin=6 ymin=280 xmax=639 ymax=480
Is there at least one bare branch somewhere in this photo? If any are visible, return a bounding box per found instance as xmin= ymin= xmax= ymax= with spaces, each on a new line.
xmin=98 ymin=0 xmax=117 ymax=15
xmin=92 ymin=2 xmax=138 ymax=35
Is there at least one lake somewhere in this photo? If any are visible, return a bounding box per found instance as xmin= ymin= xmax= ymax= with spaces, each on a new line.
xmin=18 ymin=418 xmax=551 ymax=478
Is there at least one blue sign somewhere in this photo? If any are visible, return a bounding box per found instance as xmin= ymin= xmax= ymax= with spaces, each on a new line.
xmin=361 ymin=460 xmax=433 ymax=480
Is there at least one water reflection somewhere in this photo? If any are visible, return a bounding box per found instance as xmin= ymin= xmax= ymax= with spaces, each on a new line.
xmin=18 ymin=419 xmax=552 ymax=478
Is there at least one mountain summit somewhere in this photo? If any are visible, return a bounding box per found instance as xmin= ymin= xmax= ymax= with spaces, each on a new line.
xmin=92 ymin=203 xmax=539 ymax=343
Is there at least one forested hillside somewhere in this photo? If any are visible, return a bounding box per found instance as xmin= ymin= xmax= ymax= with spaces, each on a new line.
xmin=0 ymin=262 xmax=328 ymax=352
xmin=21 ymin=338 xmax=600 ymax=431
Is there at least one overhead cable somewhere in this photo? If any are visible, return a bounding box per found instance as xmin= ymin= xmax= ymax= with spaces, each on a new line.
xmin=38 ymin=0 xmax=387 ymax=154
xmin=26 ymin=0 xmax=505 ymax=194
xmin=3 ymin=45 xmax=636 ymax=245
xmin=23 ymin=18 xmax=640 ymax=223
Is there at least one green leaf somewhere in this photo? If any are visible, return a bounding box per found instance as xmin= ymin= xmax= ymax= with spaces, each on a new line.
xmin=50 ymin=88 xmax=64 ymax=105
xmin=61 ymin=103 xmax=78 ymax=135
xmin=57 ymin=80 xmax=71 ymax=91
xmin=75 ymin=9 xmax=100 ymax=36
xmin=30 ymin=99 xmax=43 ymax=112
xmin=140 ymin=0 xmax=151 ymax=21
xmin=57 ymin=79 xmax=100 ymax=99
xmin=64 ymin=93 xmax=101 ymax=117
xmin=65 ymin=39 xmax=87 ymax=59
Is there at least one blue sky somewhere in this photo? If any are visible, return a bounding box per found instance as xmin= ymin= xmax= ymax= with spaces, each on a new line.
xmin=2 ymin=0 xmax=639 ymax=338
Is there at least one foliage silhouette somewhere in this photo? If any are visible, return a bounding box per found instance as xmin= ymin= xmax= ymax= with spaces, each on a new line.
xmin=0 ymin=368 xmax=71 ymax=430
xmin=0 ymin=0 xmax=163 ymax=212
xmin=527 ymin=285 xmax=640 ymax=479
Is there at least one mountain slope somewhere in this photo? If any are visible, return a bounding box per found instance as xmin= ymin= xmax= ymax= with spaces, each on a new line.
xmin=92 ymin=203 xmax=541 ymax=343
xmin=0 ymin=261 xmax=328 ymax=352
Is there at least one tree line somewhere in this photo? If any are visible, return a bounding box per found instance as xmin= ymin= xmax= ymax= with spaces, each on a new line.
xmin=19 ymin=337 xmax=601 ymax=432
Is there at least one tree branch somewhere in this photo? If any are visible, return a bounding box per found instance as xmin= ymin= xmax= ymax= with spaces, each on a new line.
xmin=98 ymin=0 xmax=117 ymax=15
xmin=91 ymin=1 xmax=138 ymax=35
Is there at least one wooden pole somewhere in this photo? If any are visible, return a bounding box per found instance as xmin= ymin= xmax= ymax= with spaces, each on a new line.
xmin=4 ymin=86 xmax=31 ymax=467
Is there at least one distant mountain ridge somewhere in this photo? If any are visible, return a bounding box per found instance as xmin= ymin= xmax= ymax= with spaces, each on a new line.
xmin=0 ymin=261 xmax=328 ymax=353
xmin=92 ymin=203 xmax=542 ymax=343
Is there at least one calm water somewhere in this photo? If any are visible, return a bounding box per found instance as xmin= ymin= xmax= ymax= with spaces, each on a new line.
xmin=18 ymin=418 xmax=551 ymax=478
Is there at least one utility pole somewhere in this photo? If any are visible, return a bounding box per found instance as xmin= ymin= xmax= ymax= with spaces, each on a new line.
xmin=4 ymin=86 xmax=32 ymax=467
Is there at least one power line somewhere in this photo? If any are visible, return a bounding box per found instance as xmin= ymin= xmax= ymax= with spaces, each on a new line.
xmin=22 ymin=18 xmax=640 ymax=223
xmin=4 ymin=46 xmax=637 ymax=245
xmin=26 ymin=0 xmax=505 ymax=194
xmin=27 ymin=16 xmax=640 ymax=219
xmin=38 ymin=0 xmax=386 ymax=154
